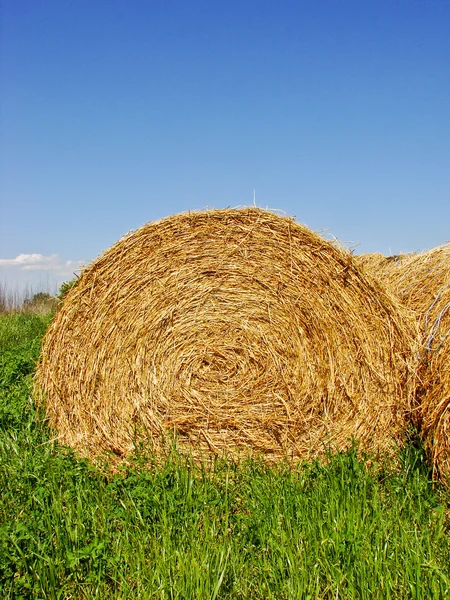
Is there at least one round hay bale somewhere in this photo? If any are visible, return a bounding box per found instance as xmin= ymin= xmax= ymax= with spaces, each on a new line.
xmin=35 ymin=208 xmax=415 ymax=462
xmin=355 ymin=252 xmax=391 ymax=273
xmin=355 ymin=252 xmax=414 ymax=280
xmin=375 ymin=244 xmax=450 ymax=483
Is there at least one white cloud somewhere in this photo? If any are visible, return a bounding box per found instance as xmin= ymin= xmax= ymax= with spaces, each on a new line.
xmin=0 ymin=253 xmax=84 ymax=274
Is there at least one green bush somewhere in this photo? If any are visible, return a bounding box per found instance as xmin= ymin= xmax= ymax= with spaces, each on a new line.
xmin=58 ymin=278 xmax=78 ymax=301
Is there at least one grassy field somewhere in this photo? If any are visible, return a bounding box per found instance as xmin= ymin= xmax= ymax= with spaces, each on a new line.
xmin=1 ymin=313 xmax=449 ymax=599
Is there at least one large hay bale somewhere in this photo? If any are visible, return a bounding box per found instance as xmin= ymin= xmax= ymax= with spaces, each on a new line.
xmin=35 ymin=208 xmax=415 ymax=462
xmin=365 ymin=245 xmax=450 ymax=483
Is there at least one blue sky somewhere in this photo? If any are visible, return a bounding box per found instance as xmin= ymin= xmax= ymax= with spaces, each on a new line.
xmin=1 ymin=0 xmax=449 ymax=290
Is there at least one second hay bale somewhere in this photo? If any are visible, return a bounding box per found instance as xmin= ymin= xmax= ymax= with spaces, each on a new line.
xmin=358 ymin=245 xmax=450 ymax=483
xmin=36 ymin=208 xmax=416 ymax=461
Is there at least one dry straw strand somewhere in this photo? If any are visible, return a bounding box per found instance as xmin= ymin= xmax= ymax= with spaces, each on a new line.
xmin=36 ymin=208 xmax=416 ymax=463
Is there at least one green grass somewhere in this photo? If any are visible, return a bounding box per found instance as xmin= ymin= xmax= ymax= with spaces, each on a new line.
xmin=0 ymin=313 xmax=449 ymax=599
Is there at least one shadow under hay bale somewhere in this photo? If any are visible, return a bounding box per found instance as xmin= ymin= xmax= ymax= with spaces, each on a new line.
xmin=35 ymin=208 xmax=416 ymax=463
xmin=358 ymin=245 xmax=450 ymax=484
